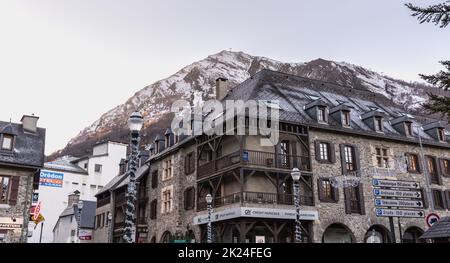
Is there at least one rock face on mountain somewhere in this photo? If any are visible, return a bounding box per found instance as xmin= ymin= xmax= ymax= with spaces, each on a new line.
xmin=48 ymin=50 xmax=438 ymax=159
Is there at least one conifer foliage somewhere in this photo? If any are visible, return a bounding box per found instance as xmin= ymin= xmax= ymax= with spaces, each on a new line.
xmin=406 ymin=2 xmax=450 ymax=120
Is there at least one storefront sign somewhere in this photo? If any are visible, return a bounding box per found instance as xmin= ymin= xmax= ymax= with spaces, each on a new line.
xmin=39 ymin=170 xmax=64 ymax=188
xmin=193 ymin=207 xmax=318 ymax=225
xmin=0 ymin=217 xmax=23 ymax=229
xmin=78 ymin=229 xmax=92 ymax=240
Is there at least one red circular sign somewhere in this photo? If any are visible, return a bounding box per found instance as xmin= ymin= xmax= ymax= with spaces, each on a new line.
xmin=426 ymin=213 xmax=440 ymax=228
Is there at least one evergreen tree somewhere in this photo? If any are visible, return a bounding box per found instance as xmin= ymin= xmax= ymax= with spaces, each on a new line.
xmin=406 ymin=2 xmax=450 ymax=120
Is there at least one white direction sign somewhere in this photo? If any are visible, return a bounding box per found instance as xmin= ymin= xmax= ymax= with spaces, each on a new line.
xmin=372 ymin=179 xmax=420 ymax=189
xmin=375 ymin=208 xmax=424 ymax=218
xmin=374 ymin=198 xmax=423 ymax=208
xmin=373 ymin=188 xmax=421 ymax=199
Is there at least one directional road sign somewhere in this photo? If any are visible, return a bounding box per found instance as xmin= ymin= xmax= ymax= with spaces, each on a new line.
xmin=374 ymin=198 xmax=423 ymax=208
xmin=372 ymin=179 xmax=420 ymax=189
xmin=375 ymin=208 xmax=424 ymax=218
xmin=373 ymin=188 xmax=421 ymax=199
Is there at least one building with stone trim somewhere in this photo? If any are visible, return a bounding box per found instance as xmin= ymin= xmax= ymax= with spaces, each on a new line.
xmin=0 ymin=115 xmax=45 ymax=243
xmin=96 ymin=69 xmax=450 ymax=243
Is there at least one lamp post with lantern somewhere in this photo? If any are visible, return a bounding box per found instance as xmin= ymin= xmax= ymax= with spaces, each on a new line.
xmin=291 ymin=168 xmax=302 ymax=243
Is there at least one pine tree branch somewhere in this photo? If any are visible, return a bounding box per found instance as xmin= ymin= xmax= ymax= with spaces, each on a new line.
xmin=405 ymin=1 xmax=450 ymax=28
xmin=419 ymin=60 xmax=450 ymax=90
xmin=422 ymin=93 xmax=450 ymax=121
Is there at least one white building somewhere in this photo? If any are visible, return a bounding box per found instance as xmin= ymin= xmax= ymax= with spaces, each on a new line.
xmin=27 ymin=141 xmax=127 ymax=243
xmin=53 ymin=192 xmax=96 ymax=243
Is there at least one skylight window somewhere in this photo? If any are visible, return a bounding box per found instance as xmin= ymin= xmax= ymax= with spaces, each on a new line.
xmin=306 ymin=95 xmax=320 ymax=101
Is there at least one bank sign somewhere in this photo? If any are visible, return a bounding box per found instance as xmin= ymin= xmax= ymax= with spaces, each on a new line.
xmin=39 ymin=170 xmax=64 ymax=188
xmin=193 ymin=207 xmax=318 ymax=225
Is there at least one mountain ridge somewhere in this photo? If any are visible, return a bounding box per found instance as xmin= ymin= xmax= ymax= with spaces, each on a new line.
xmin=48 ymin=50 xmax=440 ymax=160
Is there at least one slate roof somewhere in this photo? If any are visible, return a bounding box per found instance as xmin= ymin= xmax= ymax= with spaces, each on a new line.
xmin=420 ymin=217 xmax=450 ymax=239
xmin=115 ymin=163 xmax=150 ymax=189
xmin=0 ymin=120 xmax=46 ymax=168
xmin=55 ymin=200 xmax=96 ymax=229
xmin=44 ymin=156 xmax=88 ymax=174
xmin=222 ymin=69 xmax=450 ymax=148
xmin=95 ymin=172 xmax=127 ymax=196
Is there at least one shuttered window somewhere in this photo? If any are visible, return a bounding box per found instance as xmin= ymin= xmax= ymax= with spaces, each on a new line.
xmin=0 ymin=176 xmax=19 ymax=205
xmin=344 ymin=146 xmax=355 ymax=171
xmin=406 ymin=153 xmax=420 ymax=173
xmin=344 ymin=183 xmax=365 ymax=215
xmin=432 ymin=189 xmax=446 ymax=210
xmin=0 ymin=176 xmax=10 ymax=204
xmin=426 ymin=156 xmax=442 ymax=185
xmin=151 ymin=171 xmax=158 ymax=189
xmin=185 ymin=152 xmax=195 ymax=175
xmin=150 ymin=199 xmax=157 ymax=219
xmin=315 ymin=141 xmax=335 ymax=163
xmin=184 ymin=187 xmax=195 ymax=210
xmin=441 ymin=159 xmax=450 ymax=177
xmin=317 ymin=178 xmax=339 ymax=203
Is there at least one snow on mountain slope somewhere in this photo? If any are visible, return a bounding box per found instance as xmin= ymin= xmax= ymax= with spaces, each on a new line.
xmin=50 ymin=50 xmax=433 ymax=159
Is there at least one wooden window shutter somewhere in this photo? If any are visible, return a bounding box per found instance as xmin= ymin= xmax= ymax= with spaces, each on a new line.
xmin=353 ymin=145 xmax=361 ymax=172
xmin=8 ymin=176 xmax=20 ymax=205
xmin=183 ymin=190 xmax=188 ymax=210
xmin=190 ymin=153 xmax=195 ymax=173
xmin=329 ymin=143 xmax=336 ymax=163
xmin=435 ymin=158 xmax=443 ymax=185
xmin=184 ymin=156 xmax=188 ymax=174
xmin=445 ymin=190 xmax=450 ymax=210
xmin=440 ymin=190 xmax=446 ymax=210
xmin=357 ymin=183 xmax=365 ymax=215
xmin=291 ymin=141 xmax=298 ymax=168
xmin=317 ymin=178 xmax=324 ymax=201
xmin=344 ymin=187 xmax=351 ymax=214
xmin=314 ymin=141 xmax=320 ymax=161
xmin=439 ymin=159 xmax=449 ymax=177
xmin=420 ymin=188 xmax=428 ymax=209
xmin=332 ymin=184 xmax=339 ymax=202
xmin=339 ymin=144 xmax=347 ymax=174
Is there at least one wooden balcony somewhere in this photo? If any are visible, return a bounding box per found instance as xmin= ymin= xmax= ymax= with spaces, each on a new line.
xmin=197 ymin=191 xmax=314 ymax=211
xmin=197 ymin=149 xmax=311 ymax=179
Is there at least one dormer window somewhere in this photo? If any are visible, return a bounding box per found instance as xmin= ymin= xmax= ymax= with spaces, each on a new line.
xmin=1 ymin=134 xmax=13 ymax=151
xmin=438 ymin=128 xmax=445 ymax=142
xmin=317 ymin=107 xmax=327 ymax=123
xmin=342 ymin=111 xmax=351 ymax=127
xmin=405 ymin=122 xmax=413 ymax=137
xmin=375 ymin=116 xmax=383 ymax=132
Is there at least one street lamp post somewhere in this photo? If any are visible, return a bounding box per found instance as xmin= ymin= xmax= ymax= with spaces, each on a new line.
xmin=291 ymin=168 xmax=302 ymax=243
xmin=76 ymin=200 xmax=83 ymax=243
xmin=123 ymin=111 xmax=144 ymax=243
xmin=206 ymin=194 xmax=213 ymax=243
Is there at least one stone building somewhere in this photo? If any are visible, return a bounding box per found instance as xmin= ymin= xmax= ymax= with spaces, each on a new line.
xmin=98 ymin=69 xmax=450 ymax=243
xmin=0 ymin=115 xmax=45 ymax=243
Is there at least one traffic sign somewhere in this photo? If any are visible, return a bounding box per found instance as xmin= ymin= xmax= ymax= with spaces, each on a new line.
xmin=374 ymin=198 xmax=423 ymax=208
xmin=372 ymin=179 xmax=420 ymax=189
xmin=426 ymin=213 xmax=440 ymax=227
xmin=375 ymin=208 xmax=424 ymax=218
xmin=373 ymin=188 xmax=421 ymax=199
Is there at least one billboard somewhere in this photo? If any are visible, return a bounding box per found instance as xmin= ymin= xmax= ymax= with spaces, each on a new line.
xmin=39 ymin=170 xmax=64 ymax=188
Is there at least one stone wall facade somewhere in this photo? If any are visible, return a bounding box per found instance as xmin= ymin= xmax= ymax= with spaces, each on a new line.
xmin=309 ymin=129 xmax=450 ymax=243
xmin=0 ymin=166 xmax=35 ymax=243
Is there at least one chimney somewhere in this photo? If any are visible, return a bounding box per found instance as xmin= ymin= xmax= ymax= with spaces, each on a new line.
xmin=21 ymin=114 xmax=39 ymax=133
xmin=68 ymin=191 xmax=80 ymax=207
xmin=215 ymin=77 xmax=229 ymax=101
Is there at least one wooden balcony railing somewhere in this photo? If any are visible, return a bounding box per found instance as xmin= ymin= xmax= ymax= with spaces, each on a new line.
xmin=197 ymin=149 xmax=311 ymax=179
xmin=197 ymin=191 xmax=314 ymax=211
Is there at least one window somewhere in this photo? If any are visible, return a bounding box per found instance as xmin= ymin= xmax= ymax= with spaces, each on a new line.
xmin=1 ymin=134 xmax=13 ymax=150
xmin=0 ymin=176 xmax=10 ymax=204
xmin=94 ymin=164 xmax=102 ymax=173
xmin=162 ymin=158 xmax=173 ymax=181
xmin=442 ymin=159 xmax=450 ymax=176
xmin=184 ymin=187 xmax=195 ymax=210
xmin=438 ymin=128 xmax=445 ymax=141
xmin=151 ymin=171 xmax=158 ymax=189
xmin=317 ymin=107 xmax=327 ymax=123
xmin=405 ymin=122 xmax=413 ymax=136
xmin=318 ymin=178 xmax=338 ymax=203
xmin=161 ymin=186 xmax=173 ymax=214
xmin=280 ymin=140 xmax=290 ymax=166
xmin=150 ymin=199 xmax=157 ymax=219
xmin=84 ymin=163 xmax=88 ymax=169
xmin=344 ymin=184 xmax=365 ymax=214
xmin=344 ymin=146 xmax=356 ymax=171
xmin=375 ymin=147 xmax=389 ymax=168
xmin=406 ymin=153 xmax=420 ymax=173
xmin=375 ymin=117 xmax=383 ymax=132
xmin=342 ymin=111 xmax=351 ymax=127
xmin=319 ymin=143 xmax=328 ymax=161
xmin=427 ymin=156 xmax=441 ymax=185
xmin=432 ymin=189 xmax=445 ymax=210
xmin=185 ymin=152 xmax=195 ymax=175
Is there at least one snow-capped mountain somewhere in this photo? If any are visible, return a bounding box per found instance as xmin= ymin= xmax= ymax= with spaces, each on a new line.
xmin=49 ymin=50 xmax=435 ymax=159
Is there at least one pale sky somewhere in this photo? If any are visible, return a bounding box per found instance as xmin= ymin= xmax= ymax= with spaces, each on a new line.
xmin=0 ymin=0 xmax=448 ymax=155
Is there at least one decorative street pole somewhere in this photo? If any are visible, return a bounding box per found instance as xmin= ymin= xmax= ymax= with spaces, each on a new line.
xmin=206 ymin=194 xmax=213 ymax=243
xmin=107 ymin=212 xmax=113 ymax=243
xmin=76 ymin=200 xmax=83 ymax=243
xmin=123 ymin=111 xmax=144 ymax=243
xmin=291 ymin=168 xmax=302 ymax=243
